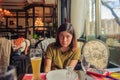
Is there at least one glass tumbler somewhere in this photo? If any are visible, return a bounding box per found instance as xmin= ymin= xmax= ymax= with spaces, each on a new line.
xmin=66 ymin=66 xmax=74 ymax=80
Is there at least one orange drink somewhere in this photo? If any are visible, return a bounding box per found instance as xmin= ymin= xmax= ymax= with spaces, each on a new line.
xmin=30 ymin=48 xmax=42 ymax=80
xmin=31 ymin=57 xmax=42 ymax=80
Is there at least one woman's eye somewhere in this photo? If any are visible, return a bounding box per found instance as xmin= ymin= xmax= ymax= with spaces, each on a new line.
xmin=59 ymin=35 xmax=63 ymax=38
xmin=66 ymin=36 xmax=70 ymax=38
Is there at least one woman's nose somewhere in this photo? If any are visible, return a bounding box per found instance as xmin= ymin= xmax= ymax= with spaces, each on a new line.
xmin=63 ymin=36 xmax=67 ymax=41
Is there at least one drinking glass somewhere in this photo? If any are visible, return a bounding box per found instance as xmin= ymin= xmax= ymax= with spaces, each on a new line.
xmin=30 ymin=48 xmax=42 ymax=80
xmin=66 ymin=66 xmax=74 ymax=80
xmin=81 ymin=55 xmax=91 ymax=80
xmin=81 ymin=55 xmax=90 ymax=73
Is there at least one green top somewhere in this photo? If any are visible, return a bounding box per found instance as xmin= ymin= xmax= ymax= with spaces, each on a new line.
xmin=45 ymin=43 xmax=81 ymax=70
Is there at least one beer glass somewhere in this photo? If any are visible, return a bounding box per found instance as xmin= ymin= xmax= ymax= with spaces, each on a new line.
xmin=30 ymin=48 xmax=42 ymax=80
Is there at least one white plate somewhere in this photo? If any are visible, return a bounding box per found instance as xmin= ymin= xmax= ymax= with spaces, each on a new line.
xmin=46 ymin=69 xmax=78 ymax=80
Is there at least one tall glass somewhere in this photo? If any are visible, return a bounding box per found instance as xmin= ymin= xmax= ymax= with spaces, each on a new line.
xmin=66 ymin=66 xmax=74 ymax=80
xmin=30 ymin=48 xmax=42 ymax=80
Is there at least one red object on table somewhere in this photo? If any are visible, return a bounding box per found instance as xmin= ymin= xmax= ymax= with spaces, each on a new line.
xmin=22 ymin=73 xmax=46 ymax=80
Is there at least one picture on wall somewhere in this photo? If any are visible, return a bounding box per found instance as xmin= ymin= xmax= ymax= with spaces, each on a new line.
xmin=9 ymin=20 xmax=14 ymax=25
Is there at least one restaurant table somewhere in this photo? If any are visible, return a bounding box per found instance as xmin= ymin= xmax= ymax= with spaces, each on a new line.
xmin=22 ymin=70 xmax=111 ymax=80
xmin=22 ymin=73 xmax=46 ymax=80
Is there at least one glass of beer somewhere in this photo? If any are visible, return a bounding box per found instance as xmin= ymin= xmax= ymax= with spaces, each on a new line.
xmin=30 ymin=48 xmax=42 ymax=80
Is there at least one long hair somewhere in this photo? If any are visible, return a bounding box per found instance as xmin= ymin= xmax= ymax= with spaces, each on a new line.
xmin=55 ymin=22 xmax=78 ymax=51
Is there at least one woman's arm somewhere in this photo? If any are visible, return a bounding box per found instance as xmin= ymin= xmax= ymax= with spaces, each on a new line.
xmin=69 ymin=60 xmax=78 ymax=69
xmin=68 ymin=47 xmax=80 ymax=69
xmin=44 ymin=58 xmax=52 ymax=73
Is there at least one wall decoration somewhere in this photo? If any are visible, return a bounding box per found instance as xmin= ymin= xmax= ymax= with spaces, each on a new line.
xmin=9 ymin=20 xmax=14 ymax=25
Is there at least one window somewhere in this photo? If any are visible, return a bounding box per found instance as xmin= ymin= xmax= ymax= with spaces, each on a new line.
xmin=88 ymin=0 xmax=120 ymax=66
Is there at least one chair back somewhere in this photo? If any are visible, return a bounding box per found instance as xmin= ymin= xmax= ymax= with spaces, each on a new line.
xmin=81 ymin=39 xmax=109 ymax=69
xmin=37 ymin=38 xmax=55 ymax=56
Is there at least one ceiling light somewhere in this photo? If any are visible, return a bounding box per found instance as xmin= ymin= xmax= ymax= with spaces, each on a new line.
xmin=0 ymin=8 xmax=12 ymax=18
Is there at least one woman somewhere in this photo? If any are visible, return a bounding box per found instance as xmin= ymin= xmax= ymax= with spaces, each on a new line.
xmin=44 ymin=22 xmax=80 ymax=72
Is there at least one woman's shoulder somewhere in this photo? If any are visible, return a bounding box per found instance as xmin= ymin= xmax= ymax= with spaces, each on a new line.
xmin=47 ymin=42 xmax=59 ymax=52
xmin=72 ymin=47 xmax=80 ymax=52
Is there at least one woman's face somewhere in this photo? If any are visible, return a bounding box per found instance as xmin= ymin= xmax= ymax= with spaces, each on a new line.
xmin=59 ymin=31 xmax=73 ymax=48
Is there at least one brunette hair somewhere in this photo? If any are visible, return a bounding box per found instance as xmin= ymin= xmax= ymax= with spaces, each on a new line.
xmin=55 ymin=22 xmax=78 ymax=51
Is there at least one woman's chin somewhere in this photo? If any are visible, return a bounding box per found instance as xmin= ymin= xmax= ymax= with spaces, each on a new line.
xmin=61 ymin=45 xmax=69 ymax=48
